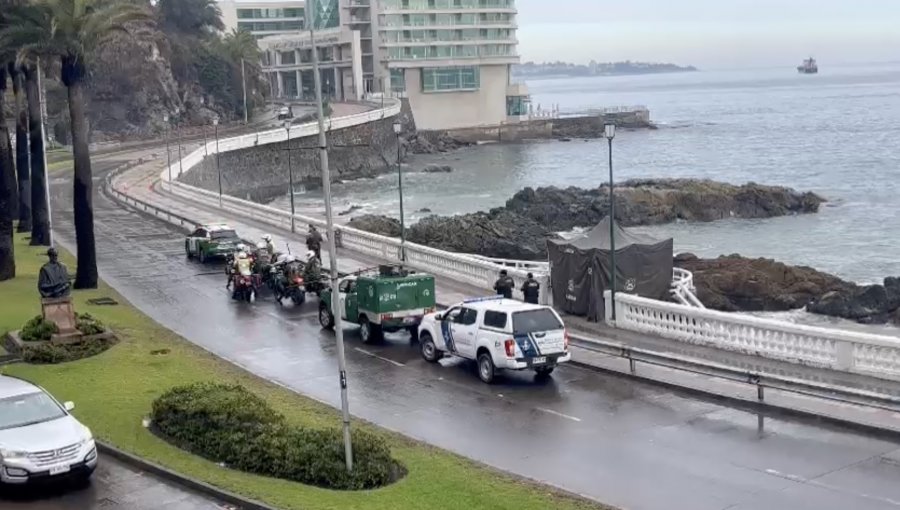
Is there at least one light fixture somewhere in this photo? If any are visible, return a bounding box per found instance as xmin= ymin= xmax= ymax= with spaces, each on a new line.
xmin=162 ymin=113 xmax=169 ymax=123
xmin=212 ymin=116 xmax=219 ymax=126
xmin=604 ymin=123 xmax=616 ymax=140
xmin=392 ymin=119 xmax=402 ymax=135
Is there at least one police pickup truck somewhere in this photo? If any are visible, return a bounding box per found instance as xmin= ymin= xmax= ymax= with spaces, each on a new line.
xmin=417 ymin=296 xmax=570 ymax=383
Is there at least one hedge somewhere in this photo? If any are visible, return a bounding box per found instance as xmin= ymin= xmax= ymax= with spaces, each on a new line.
xmin=151 ymin=383 xmax=400 ymax=490
xmin=22 ymin=336 xmax=118 ymax=364
xmin=20 ymin=313 xmax=107 ymax=341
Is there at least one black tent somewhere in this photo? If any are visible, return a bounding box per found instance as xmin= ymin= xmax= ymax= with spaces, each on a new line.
xmin=547 ymin=218 xmax=673 ymax=321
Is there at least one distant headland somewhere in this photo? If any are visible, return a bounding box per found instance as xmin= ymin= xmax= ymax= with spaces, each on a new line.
xmin=512 ymin=60 xmax=699 ymax=79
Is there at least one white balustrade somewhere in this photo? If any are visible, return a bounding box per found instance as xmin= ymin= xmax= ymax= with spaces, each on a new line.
xmin=605 ymin=290 xmax=900 ymax=380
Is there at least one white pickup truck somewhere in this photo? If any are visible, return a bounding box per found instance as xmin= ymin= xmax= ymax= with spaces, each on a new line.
xmin=417 ymin=297 xmax=571 ymax=383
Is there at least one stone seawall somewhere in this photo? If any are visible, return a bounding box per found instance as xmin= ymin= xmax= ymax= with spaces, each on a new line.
xmin=439 ymin=110 xmax=654 ymax=143
xmin=179 ymin=116 xmax=401 ymax=202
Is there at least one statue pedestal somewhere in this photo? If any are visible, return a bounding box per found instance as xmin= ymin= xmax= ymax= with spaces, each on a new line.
xmin=41 ymin=297 xmax=81 ymax=343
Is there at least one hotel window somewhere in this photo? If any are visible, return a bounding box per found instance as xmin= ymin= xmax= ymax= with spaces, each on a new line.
xmin=421 ymin=66 xmax=479 ymax=92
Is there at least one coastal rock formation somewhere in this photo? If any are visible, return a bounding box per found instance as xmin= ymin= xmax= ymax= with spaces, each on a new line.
xmin=676 ymin=253 xmax=900 ymax=325
xmin=405 ymin=131 xmax=469 ymax=154
xmin=347 ymin=214 xmax=402 ymax=237
xmin=673 ymin=253 xmax=852 ymax=312
xmin=409 ymin=210 xmax=560 ymax=260
xmin=506 ymin=179 xmax=825 ymax=231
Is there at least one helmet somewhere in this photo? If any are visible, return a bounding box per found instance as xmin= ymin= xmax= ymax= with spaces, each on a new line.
xmin=236 ymin=243 xmax=246 ymax=252
xmin=306 ymin=250 xmax=316 ymax=261
xmin=262 ymin=234 xmax=272 ymax=242
xmin=256 ymin=241 xmax=267 ymax=250
xmin=238 ymin=252 xmax=248 ymax=259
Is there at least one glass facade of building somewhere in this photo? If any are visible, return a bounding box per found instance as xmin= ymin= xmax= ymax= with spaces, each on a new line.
xmin=238 ymin=20 xmax=304 ymax=32
xmin=421 ymin=66 xmax=479 ymax=92
xmin=309 ymin=0 xmax=340 ymax=29
xmin=381 ymin=0 xmax=514 ymax=9
xmin=237 ymin=8 xmax=304 ymax=19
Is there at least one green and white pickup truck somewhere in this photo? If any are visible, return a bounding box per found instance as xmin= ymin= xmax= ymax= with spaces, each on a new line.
xmin=184 ymin=223 xmax=241 ymax=263
xmin=319 ymin=265 xmax=436 ymax=343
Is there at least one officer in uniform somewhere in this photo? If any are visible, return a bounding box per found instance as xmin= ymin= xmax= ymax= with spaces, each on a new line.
xmin=521 ymin=272 xmax=540 ymax=304
xmin=493 ymin=269 xmax=515 ymax=299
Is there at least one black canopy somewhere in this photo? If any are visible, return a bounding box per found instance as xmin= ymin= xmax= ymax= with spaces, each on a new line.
xmin=548 ymin=218 xmax=673 ymax=321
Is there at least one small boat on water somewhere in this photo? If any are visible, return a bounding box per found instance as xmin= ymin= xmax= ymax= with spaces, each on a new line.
xmin=797 ymin=57 xmax=818 ymax=74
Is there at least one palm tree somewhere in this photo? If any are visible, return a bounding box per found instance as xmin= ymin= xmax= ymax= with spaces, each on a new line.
xmin=21 ymin=62 xmax=50 ymax=246
xmin=0 ymin=65 xmax=16 ymax=280
xmin=8 ymin=63 xmax=30 ymax=233
xmin=2 ymin=0 xmax=153 ymax=288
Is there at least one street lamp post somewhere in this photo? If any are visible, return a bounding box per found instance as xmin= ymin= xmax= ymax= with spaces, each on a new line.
xmin=393 ymin=120 xmax=405 ymax=262
xmin=163 ymin=113 xmax=171 ymax=184
xmin=284 ymin=120 xmax=296 ymax=233
xmin=175 ymin=108 xmax=183 ymax=179
xmin=213 ymin=116 xmax=221 ymax=208
xmin=604 ymin=123 xmax=617 ymax=322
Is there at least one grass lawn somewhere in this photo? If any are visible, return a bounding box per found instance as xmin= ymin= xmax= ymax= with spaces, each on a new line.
xmin=0 ymin=231 xmax=609 ymax=510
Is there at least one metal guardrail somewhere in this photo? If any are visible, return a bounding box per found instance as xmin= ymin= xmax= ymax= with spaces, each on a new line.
xmin=605 ymin=290 xmax=900 ymax=381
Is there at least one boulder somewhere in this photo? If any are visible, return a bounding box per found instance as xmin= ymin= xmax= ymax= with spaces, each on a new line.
xmin=338 ymin=204 xmax=363 ymax=216
xmin=347 ymin=214 xmax=402 ymax=237
xmin=417 ymin=207 xmax=432 ymax=213
xmin=422 ymin=164 xmax=453 ymax=173
xmin=505 ymin=179 xmax=825 ymax=231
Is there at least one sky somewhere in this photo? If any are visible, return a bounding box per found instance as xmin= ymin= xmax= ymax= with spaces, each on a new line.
xmin=515 ymin=0 xmax=900 ymax=69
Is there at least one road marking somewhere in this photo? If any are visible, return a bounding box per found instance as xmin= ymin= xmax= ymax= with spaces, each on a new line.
xmin=354 ymin=347 xmax=406 ymax=367
xmin=535 ymin=407 xmax=582 ymax=422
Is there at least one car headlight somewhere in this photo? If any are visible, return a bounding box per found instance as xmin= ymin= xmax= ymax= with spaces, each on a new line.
xmin=80 ymin=428 xmax=94 ymax=447
xmin=0 ymin=448 xmax=28 ymax=460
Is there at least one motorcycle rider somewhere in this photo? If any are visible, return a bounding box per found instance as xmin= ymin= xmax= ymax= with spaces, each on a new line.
xmin=302 ymin=249 xmax=322 ymax=290
xmin=226 ymin=244 xmax=248 ymax=290
xmin=232 ymin=251 xmax=254 ymax=299
xmin=306 ymin=225 xmax=323 ymax=262
xmin=261 ymin=234 xmax=276 ymax=261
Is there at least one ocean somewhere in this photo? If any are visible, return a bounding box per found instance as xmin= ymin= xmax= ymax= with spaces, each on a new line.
xmin=280 ymin=62 xmax=900 ymax=289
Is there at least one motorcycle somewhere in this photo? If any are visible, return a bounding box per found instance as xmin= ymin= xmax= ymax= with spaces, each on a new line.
xmin=273 ymin=259 xmax=306 ymax=305
xmin=232 ymin=273 xmax=257 ymax=302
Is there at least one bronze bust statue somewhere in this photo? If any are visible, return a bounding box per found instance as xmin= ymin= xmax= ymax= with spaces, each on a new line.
xmin=38 ymin=248 xmax=71 ymax=299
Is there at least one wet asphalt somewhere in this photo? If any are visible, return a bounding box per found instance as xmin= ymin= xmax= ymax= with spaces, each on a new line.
xmin=36 ymin=154 xmax=900 ymax=510
xmin=0 ymin=455 xmax=227 ymax=509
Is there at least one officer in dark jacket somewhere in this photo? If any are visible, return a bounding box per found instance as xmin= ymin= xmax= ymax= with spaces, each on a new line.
xmin=306 ymin=225 xmax=323 ymax=262
xmin=493 ymin=269 xmax=515 ymax=299
xmin=521 ymin=272 xmax=540 ymax=304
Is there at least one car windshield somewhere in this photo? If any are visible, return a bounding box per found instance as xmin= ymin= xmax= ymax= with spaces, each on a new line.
xmin=0 ymin=391 xmax=66 ymax=430
xmin=512 ymin=308 xmax=563 ymax=335
xmin=210 ymin=230 xmax=238 ymax=241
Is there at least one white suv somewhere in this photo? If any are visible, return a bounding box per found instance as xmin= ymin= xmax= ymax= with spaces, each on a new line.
xmin=418 ymin=297 xmax=571 ymax=383
xmin=0 ymin=375 xmax=97 ymax=484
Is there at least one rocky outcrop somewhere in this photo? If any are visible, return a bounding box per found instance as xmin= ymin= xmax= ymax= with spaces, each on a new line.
xmin=349 ymin=211 xmax=559 ymax=260
xmin=674 ymin=253 xmax=852 ymax=312
xmin=405 ymin=131 xmax=469 ymax=154
xmin=347 ymin=214 xmax=401 ymax=237
xmin=675 ymin=253 xmax=900 ymax=325
xmin=506 ymin=179 xmax=825 ymax=231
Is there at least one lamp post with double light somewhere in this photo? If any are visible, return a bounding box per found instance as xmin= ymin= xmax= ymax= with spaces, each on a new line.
xmin=604 ymin=123 xmax=617 ymax=322
xmin=392 ymin=120 xmax=405 ymax=261
xmin=163 ymin=113 xmax=171 ymax=184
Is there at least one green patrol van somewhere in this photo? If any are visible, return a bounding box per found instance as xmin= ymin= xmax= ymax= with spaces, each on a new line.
xmin=319 ymin=265 xmax=436 ymax=343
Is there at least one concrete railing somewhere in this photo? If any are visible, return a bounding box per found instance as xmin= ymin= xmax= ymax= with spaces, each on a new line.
xmin=605 ymin=291 xmax=900 ymax=381
xmin=671 ymin=267 xmax=705 ymax=308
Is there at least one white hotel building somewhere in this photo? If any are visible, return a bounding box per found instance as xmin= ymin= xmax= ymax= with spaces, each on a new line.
xmin=220 ymin=0 xmax=529 ymax=131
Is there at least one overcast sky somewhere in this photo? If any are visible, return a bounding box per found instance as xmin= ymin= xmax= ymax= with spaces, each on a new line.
xmin=515 ymin=0 xmax=900 ymax=68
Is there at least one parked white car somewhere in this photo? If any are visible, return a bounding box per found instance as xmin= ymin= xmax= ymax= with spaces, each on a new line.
xmin=418 ymin=297 xmax=571 ymax=383
xmin=0 ymin=375 xmax=97 ymax=484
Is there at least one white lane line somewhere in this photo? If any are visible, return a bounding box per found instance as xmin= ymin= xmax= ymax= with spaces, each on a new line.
xmin=764 ymin=468 xmax=900 ymax=507
xmin=535 ymin=407 xmax=582 ymax=422
xmin=354 ymin=347 xmax=406 ymax=367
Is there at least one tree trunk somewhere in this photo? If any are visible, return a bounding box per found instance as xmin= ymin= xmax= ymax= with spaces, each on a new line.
xmin=0 ymin=68 xmax=16 ymax=280
xmin=65 ymin=72 xmax=98 ymax=289
xmin=10 ymin=65 xmax=31 ymax=233
xmin=22 ymin=65 xmax=50 ymax=246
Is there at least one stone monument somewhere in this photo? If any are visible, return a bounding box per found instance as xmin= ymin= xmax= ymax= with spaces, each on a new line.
xmin=38 ymin=248 xmax=79 ymax=343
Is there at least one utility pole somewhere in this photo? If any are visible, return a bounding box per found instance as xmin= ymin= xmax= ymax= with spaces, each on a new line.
xmin=241 ymin=58 xmax=249 ymax=125
xmin=37 ymin=59 xmax=52 ymax=247
xmin=311 ymin=22 xmax=354 ymax=472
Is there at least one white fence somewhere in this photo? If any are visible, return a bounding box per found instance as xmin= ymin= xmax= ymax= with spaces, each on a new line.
xmin=671 ymin=267 xmax=704 ymax=308
xmin=605 ymin=291 xmax=900 ymax=381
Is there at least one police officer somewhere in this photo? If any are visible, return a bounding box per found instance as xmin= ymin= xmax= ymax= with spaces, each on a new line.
xmin=306 ymin=225 xmax=323 ymax=262
xmin=521 ymin=272 xmax=540 ymax=304
xmin=493 ymin=269 xmax=515 ymax=299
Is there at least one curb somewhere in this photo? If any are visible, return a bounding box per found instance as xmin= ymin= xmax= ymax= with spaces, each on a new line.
xmin=96 ymin=442 xmax=279 ymax=510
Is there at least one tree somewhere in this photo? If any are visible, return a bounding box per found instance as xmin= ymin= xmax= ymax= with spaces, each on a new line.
xmin=2 ymin=0 xmax=153 ymax=288
xmin=157 ymin=0 xmax=223 ymax=35
xmin=9 ymin=63 xmax=30 ymax=233
xmin=0 ymin=65 xmax=15 ymax=280
xmin=21 ymin=63 xmax=51 ymax=246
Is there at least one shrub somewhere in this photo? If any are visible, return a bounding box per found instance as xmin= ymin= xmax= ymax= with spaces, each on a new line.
xmin=151 ymin=383 xmax=399 ymax=490
xmin=22 ymin=336 xmax=118 ymax=364
xmin=20 ymin=316 xmax=58 ymax=342
xmin=75 ymin=313 xmax=106 ymax=336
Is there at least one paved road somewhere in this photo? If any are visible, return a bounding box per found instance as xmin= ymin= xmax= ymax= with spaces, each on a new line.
xmin=40 ymin=151 xmax=900 ymax=510
xmin=0 ymin=456 xmax=228 ymax=510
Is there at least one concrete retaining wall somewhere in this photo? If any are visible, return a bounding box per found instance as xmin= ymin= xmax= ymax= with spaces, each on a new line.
xmin=439 ymin=110 xmax=653 ymax=143
xmin=179 ymin=115 xmax=401 ymax=202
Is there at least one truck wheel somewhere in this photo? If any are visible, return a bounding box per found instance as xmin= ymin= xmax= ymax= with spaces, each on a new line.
xmin=359 ymin=317 xmax=382 ymax=344
xmin=535 ymin=366 xmax=555 ymax=379
xmin=319 ymin=305 xmax=335 ymax=330
xmin=477 ymin=352 xmax=496 ymax=384
xmin=420 ymin=332 xmax=441 ymax=362
xmin=408 ymin=326 xmax=420 ymax=342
